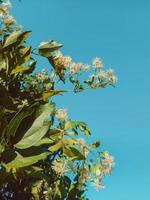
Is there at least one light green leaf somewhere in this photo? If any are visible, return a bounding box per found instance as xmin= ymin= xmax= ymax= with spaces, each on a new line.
xmin=64 ymin=121 xmax=91 ymax=137
xmin=49 ymin=140 xmax=64 ymax=152
xmin=14 ymin=123 xmax=50 ymax=149
xmin=19 ymin=46 xmax=32 ymax=63
xmin=64 ymin=121 xmax=76 ymax=130
xmin=42 ymin=90 xmax=67 ymax=101
xmin=34 ymin=137 xmax=53 ymax=146
xmin=49 ymin=128 xmax=63 ymax=141
xmin=77 ymin=122 xmax=91 ymax=137
xmin=39 ymin=40 xmax=63 ymax=53
xmin=14 ymin=102 xmax=55 ymax=149
xmin=6 ymin=152 xmax=49 ymax=168
xmin=0 ymin=54 xmax=6 ymax=71
xmin=3 ymin=31 xmax=31 ymax=48
xmin=91 ymin=163 xmax=101 ymax=174
xmin=11 ymin=66 xmax=31 ymax=75
xmin=63 ymin=146 xmax=85 ymax=160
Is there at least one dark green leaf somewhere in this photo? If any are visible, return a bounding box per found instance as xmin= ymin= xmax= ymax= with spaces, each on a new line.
xmin=5 ymin=109 xmax=34 ymax=141
xmin=92 ymin=141 xmax=101 ymax=148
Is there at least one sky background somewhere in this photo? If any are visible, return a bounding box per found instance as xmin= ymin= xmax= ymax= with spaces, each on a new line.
xmin=11 ymin=0 xmax=150 ymax=199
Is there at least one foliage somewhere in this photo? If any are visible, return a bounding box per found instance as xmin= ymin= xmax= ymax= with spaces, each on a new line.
xmin=0 ymin=1 xmax=116 ymax=200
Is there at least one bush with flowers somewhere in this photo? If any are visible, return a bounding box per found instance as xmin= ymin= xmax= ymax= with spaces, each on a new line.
xmin=0 ymin=1 xmax=116 ymax=199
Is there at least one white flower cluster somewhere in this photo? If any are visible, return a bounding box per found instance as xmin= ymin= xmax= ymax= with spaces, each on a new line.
xmin=52 ymin=160 xmax=68 ymax=176
xmin=54 ymin=51 xmax=90 ymax=75
xmin=92 ymin=57 xmax=103 ymax=70
xmin=55 ymin=109 xmax=68 ymax=121
xmin=54 ymin=51 xmax=72 ymax=69
xmin=0 ymin=1 xmax=16 ymax=26
xmin=98 ymin=69 xmax=117 ymax=84
xmin=53 ymin=51 xmax=117 ymax=87
xmin=23 ymin=70 xmax=53 ymax=96
xmin=35 ymin=70 xmax=49 ymax=81
xmin=92 ymin=177 xmax=105 ymax=191
xmin=90 ymin=59 xmax=117 ymax=85
xmin=101 ymin=151 xmax=114 ymax=174
xmin=91 ymin=152 xmax=114 ymax=191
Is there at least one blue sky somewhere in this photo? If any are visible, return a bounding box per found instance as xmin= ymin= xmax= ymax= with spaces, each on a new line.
xmin=11 ymin=0 xmax=150 ymax=199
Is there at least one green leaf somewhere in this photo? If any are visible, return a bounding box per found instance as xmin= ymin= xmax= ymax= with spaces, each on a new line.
xmin=0 ymin=106 xmax=5 ymax=121
xmin=49 ymin=128 xmax=63 ymax=141
xmin=64 ymin=121 xmax=76 ymax=130
xmin=33 ymin=137 xmax=53 ymax=146
xmin=77 ymin=122 xmax=91 ymax=137
xmin=38 ymin=40 xmax=63 ymax=57
xmin=31 ymin=184 xmax=40 ymax=200
xmin=14 ymin=102 xmax=55 ymax=149
xmin=14 ymin=122 xmax=49 ymax=149
xmin=91 ymin=163 xmax=101 ymax=174
xmin=3 ymin=31 xmax=31 ymax=49
xmin=0 ymin=85 xmax=17 ymax=110
xmin=63 ymin=146 xmax=85 ymax=160
xmin=64 ymin=138 xmax=78 ymax=146
xmin=64 ymin=121 xmax=91 ymax=137
xmin=11 ymin=65 xmax=31 ymax=75
xmin=42 ymin=90 xmax=67 ymax=101
xmin=49 ymin=140 xmax=64 ymax=152
xmin=5 ymin=109 xmax=34 ymax=141
xmin=0 ymin=54 xmax=6 ymax=71
xmin=92 ymin=141 xmax=101 ymax=148
xmin=19 ymin=46 xmax=32 ymax=63
xmin=6 ymin=152 xmax=49 ymax=168
xmin=0 ymin=143 xmax=5 ymax=154
xmin=24 ymin=166 xmax=43 ymax=173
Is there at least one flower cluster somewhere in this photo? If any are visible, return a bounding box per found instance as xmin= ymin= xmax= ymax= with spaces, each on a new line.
xmin=101 ymin=151 xmax=114 ymax=174
xmin=89 ymin=152 xmax=114 ymax=191
xmin=54 ymin=51 xmax=72 ymax=69
xmin=22 ymin=70 xmax=53 ymax=99
xmin=92 ymin=57 xmax=103 ymax=70
xmin=54 ymin=51 xmax=90 ymax=75
xmin=52 ymin=51 xmax=117 ymax=92
xmin=92 ymin=177 xmax=105 ymax=191
xmin=55 ymin=109 xmax=68 ymax=121
xmin=52 ymin=160 xmax=68 ymax=176
xmin=0 ymin=1 xmax=20 ymax=34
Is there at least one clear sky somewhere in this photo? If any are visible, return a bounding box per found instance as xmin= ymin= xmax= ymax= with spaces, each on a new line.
xmin=11 ymin=0 xmax=150 ymax=199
